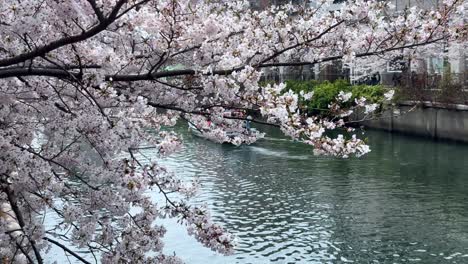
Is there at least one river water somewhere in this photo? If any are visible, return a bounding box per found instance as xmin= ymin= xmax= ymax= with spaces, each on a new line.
xmin=157 ymin=125 xmax=468 ymax=264
xmin=46 ymin=124 xmax=468 ymax=263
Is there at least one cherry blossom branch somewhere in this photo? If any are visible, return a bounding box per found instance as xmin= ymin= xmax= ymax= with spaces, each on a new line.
xmin=146 ymin=100 xmax=278 ymax=127
xmin=85 ymin=0 xmax=105 ymax=22
xmin=0 ymin=32 xmax=442 ymax=80
xmin=0 ymin=67 xmax=80 ymax=79
xmin=3 ymin=185 xmax=44 ymax=264
xmin=104 ymin=37 xmax=447 ymax=81
xmin=43 ymin=237 xmax=92 ymax=264
xmin=257 ymin=20 xmax=345 ymax=65
xmin=256 ymin=36 xmax=446 ymax=68
xmin=0 ymin=0 xmax=464 ymax=261
xmin=0 ymin=0 xmax=128 ymax=67
xmin=345 ymin=104 xmax=418 ymax=124
xmin=13 ymin=144 xmax=100 ymax=191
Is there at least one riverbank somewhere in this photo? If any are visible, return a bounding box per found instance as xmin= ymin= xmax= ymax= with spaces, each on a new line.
xmin=359 ymin=101 xmax=468 ymax=142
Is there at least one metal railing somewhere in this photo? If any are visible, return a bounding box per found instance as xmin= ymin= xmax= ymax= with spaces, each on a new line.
xmin=395 ymin=72 xmax=468 ymax=104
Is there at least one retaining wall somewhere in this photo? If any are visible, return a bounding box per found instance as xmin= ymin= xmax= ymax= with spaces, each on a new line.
xmin=360 ymin=102 xmax=468 ymax=142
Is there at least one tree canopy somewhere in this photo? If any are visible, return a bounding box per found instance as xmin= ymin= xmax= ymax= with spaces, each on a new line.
xmin=0 ymin=0 xmax=466 ymax=263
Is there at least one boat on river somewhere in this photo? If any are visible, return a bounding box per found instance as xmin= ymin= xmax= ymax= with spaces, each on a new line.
xmin=188 ymin=117 xmax=263 ymax=145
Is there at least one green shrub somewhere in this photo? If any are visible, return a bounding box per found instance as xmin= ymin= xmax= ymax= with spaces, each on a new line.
xmin=284 ymin=79 xmax=320 ymax=94
xmin=282 ymin=79 xmax=386 ymax=115
xmin=307 ymin=79 xmax=350 ymax=110
xmin=350 ymin=84 xmax=385 ymax=103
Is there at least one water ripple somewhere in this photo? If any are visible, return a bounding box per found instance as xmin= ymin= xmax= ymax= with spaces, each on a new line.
xmin=154 ymin=125 xmax=468 ymax=264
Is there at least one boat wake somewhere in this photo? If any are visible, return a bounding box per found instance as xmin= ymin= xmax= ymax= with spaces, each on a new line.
xmin=260 ymin=137 xmax=295 ymax=142
xmin=249 ymin=146 xmax=310 ymax=160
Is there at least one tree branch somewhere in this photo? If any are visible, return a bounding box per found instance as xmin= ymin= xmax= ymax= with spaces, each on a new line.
xmin=146 ymin=101 xmax=279 ymax=127
xmin=257 ymin=20 xmax=345 ymax=65
xmin=86 ymin=0 xmax=105 ymax=22
xmin=4 ymin=186 xmax=44 ymax=264
xmin=0 ymin=67 xmax=81 ymax=79
xmin=0 ymin=37 xmax=445 ymax=81
xmin=0 ymin=0 xmax=128 ymax=67
xmin=43 ymin=237 xmax=92 ymax=264
xmin=106 ymin=36 xmax=445 ymax=81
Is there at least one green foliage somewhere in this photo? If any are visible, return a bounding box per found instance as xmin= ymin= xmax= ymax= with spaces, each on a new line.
xmin=283 ymin=79 xmax=386 ymax=114
xmin=284 ymin=79 xmax=320 ymax=94
xmin=350 ymin=84 xmax=385 ymax=103
xmin=306 ymin=79 xmax=350 ymax=110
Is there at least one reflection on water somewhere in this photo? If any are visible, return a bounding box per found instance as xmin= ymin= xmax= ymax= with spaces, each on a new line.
xmin=157 ymin=125 xmax=468 ymax=264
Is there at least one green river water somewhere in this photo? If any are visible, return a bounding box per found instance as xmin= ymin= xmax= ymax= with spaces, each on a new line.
xmin=48 ymin=125 xmax=468 ymax=263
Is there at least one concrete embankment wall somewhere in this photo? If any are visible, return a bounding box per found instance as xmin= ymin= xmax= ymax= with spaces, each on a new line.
xmin=359 ymin=102 xmax=468 ymax=142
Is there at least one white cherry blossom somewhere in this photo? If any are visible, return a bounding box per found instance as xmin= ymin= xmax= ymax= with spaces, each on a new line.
xmin=0 ymin=0 xmax=465 ymax=263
